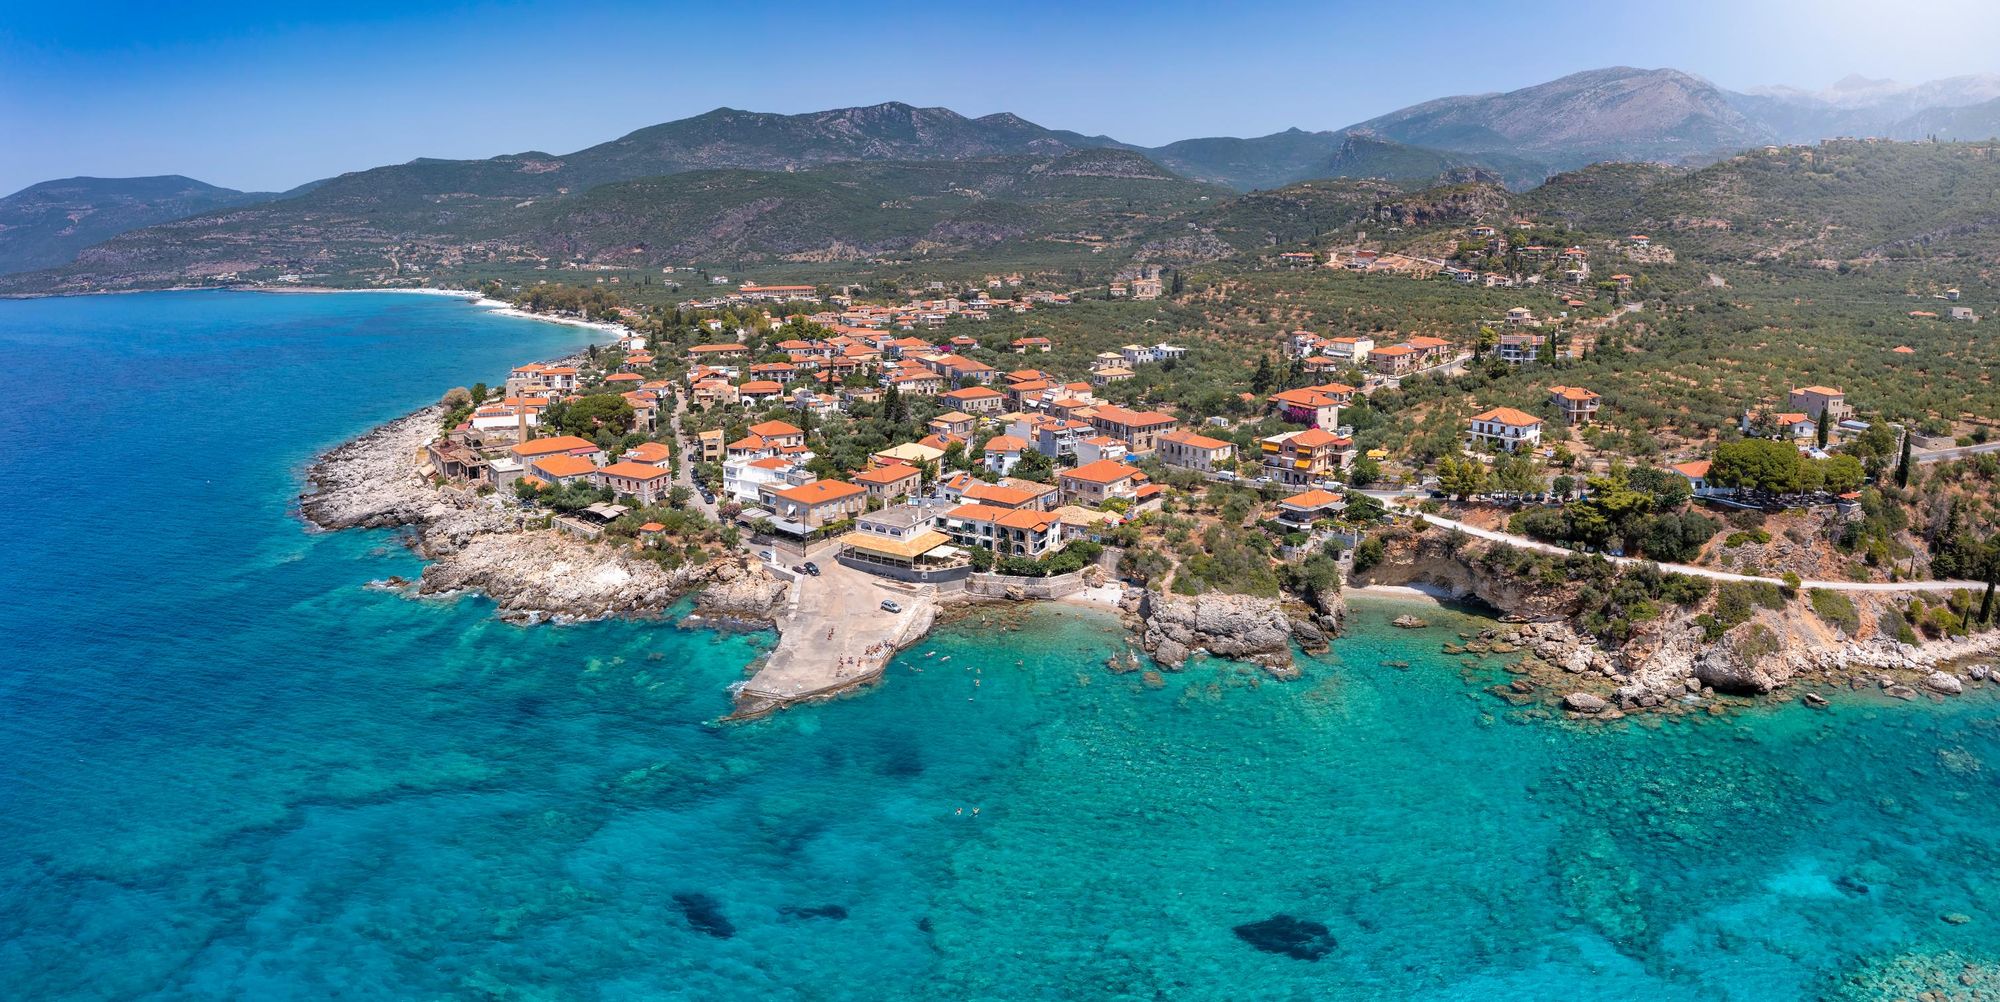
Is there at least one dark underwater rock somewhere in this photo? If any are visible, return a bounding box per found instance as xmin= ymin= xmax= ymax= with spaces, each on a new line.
xmin=1232 ymin=914 xmax=1336 ymax=960
xmin=673 ymin=892 xmax=735 ymax=938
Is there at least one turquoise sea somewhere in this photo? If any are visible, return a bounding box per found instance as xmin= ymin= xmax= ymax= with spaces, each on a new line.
xmin=2 ymin=291 xmax=1997 ymax=1000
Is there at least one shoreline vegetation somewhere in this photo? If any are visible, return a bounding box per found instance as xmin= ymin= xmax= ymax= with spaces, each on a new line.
xmin=300 ymin=402 xmax=1996 ymax=725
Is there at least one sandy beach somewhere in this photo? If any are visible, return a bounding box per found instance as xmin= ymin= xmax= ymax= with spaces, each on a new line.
xmin=1346 ymin=582 xmax=1455 ymax=603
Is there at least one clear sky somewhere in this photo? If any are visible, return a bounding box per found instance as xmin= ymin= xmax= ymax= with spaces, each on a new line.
xmin=5 ymin=0 xmax=1999 ymax=194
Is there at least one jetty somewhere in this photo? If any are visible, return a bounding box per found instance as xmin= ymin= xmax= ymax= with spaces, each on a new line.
xmin=726 ymin=559 xmax=936 ymax=720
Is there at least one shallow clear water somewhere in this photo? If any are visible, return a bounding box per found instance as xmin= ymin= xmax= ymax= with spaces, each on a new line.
xmin=2 ymin=292 xmax=1996 ymax=1000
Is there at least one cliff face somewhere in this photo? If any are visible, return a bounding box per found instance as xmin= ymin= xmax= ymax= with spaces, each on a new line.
xmin=1134 ymin=591 xmax=1299 ymax=679
xmin=1353 ymin=526 xmax=1999 ymax=711
xmin=1352 ymin=531 xmax=1579 ymax=620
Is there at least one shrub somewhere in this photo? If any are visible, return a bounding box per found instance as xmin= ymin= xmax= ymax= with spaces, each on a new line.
xmin=1807 ymin=589 xmax=1860 ymax=636
xmin=1352 ymin=536 xmax=1386 ymax=573
xmin=1733 ymin=624 xmax=1781 ymax=664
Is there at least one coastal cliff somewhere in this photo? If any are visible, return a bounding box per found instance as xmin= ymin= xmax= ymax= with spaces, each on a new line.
xmin=1356 ymin=524 xmax=1999 ymax=715
xmin=1132 ymin=591 xmax=1301 ymax=679
xmin=301 ymin=406 xmax=783 ymax=624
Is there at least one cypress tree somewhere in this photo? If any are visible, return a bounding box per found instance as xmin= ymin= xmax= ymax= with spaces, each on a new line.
xmin=1896 ymin=434 xmax=1913 ymax=488
xmin=1815 ymin=408 xmax=1830 ymax=448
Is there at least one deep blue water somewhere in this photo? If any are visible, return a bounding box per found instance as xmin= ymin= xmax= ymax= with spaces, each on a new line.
xmin=2 ymin=291 xmax=1997 ymax=1000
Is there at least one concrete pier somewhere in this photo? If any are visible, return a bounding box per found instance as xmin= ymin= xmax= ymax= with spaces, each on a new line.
xmin=726 ymin=559 xmax=936 ymax=720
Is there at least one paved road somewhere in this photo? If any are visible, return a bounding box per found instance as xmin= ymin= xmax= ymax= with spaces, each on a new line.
xmin=666 ymin=393 xmax=718 ymax=521
xmin=1916 ymin=440 xmax=2000 ymax=465
xmin=1392 ymin=502 xmax=1985 ymax=593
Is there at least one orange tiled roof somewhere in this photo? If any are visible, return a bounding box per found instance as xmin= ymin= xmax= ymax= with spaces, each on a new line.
xmin=1062 ymin=459 xmax=1141 ymax=484
xmin=774 ymin=479 xmax=865 ymax=505
xmin=1471 ymin=407 xmax=1541 ymax=427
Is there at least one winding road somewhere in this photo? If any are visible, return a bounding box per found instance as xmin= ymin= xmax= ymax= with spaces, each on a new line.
xmin=1380 ymin=499 xmax=1986 ymax=594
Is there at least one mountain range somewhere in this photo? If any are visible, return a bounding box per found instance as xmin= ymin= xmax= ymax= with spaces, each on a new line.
xmin=9 ymin=66 xmax=2000 ymax=287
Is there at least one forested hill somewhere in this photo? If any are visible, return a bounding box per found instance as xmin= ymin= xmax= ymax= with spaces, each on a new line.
xmin=0 ymin=176 xmax=278 ymax=275
xmin=0 ymin=150 xmax=1226 ymax=294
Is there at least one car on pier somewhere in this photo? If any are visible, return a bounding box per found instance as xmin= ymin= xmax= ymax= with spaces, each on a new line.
xmin=880 ymin=599 xmax=902 ymax=613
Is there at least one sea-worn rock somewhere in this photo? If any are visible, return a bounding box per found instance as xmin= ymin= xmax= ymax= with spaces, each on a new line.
xmin=1137 ymin=591 xmax=1296 ymax=678
xmin=1231 ymin=915 xmax=1336 ymax=961
xmin=1288 ymin=614 xmax=1330 ymax=653
xmin=1391 ymin=614 xmax=1429 ymax=629
xmin=1563 ymin=692 xmax=1609 ymax=714
xmin=1802 ymin=692 xmax=1830 ymax=709
xmin=300 ymin=406 xmax=459 ymax=530
xmin=695 ymin=562 xmax=790 ymax=623
xmin=1924 ymin=671 xmax=1964 ymax=696
xmin=418 ymin=531 xmax=714 ymax=623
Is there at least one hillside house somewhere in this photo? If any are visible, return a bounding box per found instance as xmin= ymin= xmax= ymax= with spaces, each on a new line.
xmin=1262 ymin=428 xmax=1355 ymax=486
xmin=852 ymin=463 xmax=922 ymax=502
xmin=1270 ymin=383 xmax=1354 ymax=429
xmin=1547 ymin=385 xmax=1601 ymax=426
xmin=981 ymin=434 xmax=1029 ymax=475
xmin=1157 ymin=429 xmax=1236 ymax=472
xmin=593 ymin=461 xmax=674 ymax=506
xmin=1787 ymin=386 xmax=1850 ymax=422
xmin=1088 ymin=405 xmax=1178 ymax=455
xmin=1058 ymin=459 xmax=1145 ymax=507
xmin=1466 ymin=407 xmax=1543 ymax=452
xmin=1497 ymin=333 xmax=1545 ymax=364
xmin=941 ymin=386 xmax=1006 ymax=414
xmin=1276 ymin=489 xmax=1346 ymax=528
xmin=758 ymin=479 xmax=868 ymax=535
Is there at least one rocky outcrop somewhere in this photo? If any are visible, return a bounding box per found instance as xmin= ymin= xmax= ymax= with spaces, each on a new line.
xmin=303 ymin=399 xmax=748 ymax=625
xmin=1136 ymin=591 xmax=1297 ymax=679
xmin=417 ymin=530 xmax=721 ymax=623
xmin=1352 ymin=529 xmax=1580 ymax=620
xmin=300 ymin=406 xmax=455 ymax=530
xmin=695 ymin=564 xmax=790 ymax=624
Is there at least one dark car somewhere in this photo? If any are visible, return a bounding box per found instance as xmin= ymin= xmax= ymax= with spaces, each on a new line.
xmin=803 ymin=562 xmax=821 ymax=576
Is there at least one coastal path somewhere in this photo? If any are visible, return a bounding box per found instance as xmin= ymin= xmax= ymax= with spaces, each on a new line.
xmin=1380 ymin=500 xmax=1986 ymax=594
xmin=729 ymin=558 xmax=937 ymax=718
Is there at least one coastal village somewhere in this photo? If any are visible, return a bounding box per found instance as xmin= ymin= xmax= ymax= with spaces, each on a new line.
xmin=304 ymin=192 xmax=2000 ymax=723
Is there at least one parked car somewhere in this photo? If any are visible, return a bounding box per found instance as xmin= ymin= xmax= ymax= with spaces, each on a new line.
xmin=880 ymin=600 xmax=902 ymax=613
xmin=1212 ymin=471 xmax=1237 ymax=482
xmin=803 ymin=562 xmax=821 ymax=576
xmin=791 ymin=564 xmax=807 ymax=574
xmin=760 ymin=550 xmax=774 ymax=562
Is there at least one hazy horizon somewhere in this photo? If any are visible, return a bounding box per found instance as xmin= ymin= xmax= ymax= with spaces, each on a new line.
xmin=5 ymin=0 xmax=2000 ymax=194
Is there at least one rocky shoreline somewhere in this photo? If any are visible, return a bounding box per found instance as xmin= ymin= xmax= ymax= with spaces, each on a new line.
xmin=1357 ymin=525 xmax=2000 ymax=720
xmin=299 ymin=404 xmax=784 ymax=626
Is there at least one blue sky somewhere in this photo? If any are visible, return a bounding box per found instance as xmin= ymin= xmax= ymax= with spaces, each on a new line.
xmin=4 ymin=0 xmax=1999 ymax=193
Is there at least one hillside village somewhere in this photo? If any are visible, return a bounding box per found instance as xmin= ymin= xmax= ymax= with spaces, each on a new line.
xmin=353 ymin=137 xmax=2000 ymax=718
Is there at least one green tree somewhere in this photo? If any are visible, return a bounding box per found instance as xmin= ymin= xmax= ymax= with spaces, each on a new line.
xmin=1711 ymin=439 xmax=1805 ymax=494
xmin=1815 ymin=407 xmax=1830 ymax=449
xmin=546 ymin=394 xmax=636 ymax=440
xmin=1013 ymin=448 xmax=1055 ymax=483
xmin=1896 ymin=433 xmax=1913 ymax=489
xmin=1438 ymin=454 xmax=1487 ymax=499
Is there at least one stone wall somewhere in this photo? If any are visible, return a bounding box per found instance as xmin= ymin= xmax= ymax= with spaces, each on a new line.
xmin=964 ymin=569 xmax=1089 ymax=600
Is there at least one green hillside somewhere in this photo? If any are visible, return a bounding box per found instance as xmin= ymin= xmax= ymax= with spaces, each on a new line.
xmin=1517 ymin=140 xmax=2000 ymax=264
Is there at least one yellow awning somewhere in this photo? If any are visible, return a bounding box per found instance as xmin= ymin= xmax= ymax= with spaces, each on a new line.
xmin=838 ymin=529 xmax=952 ymax=561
